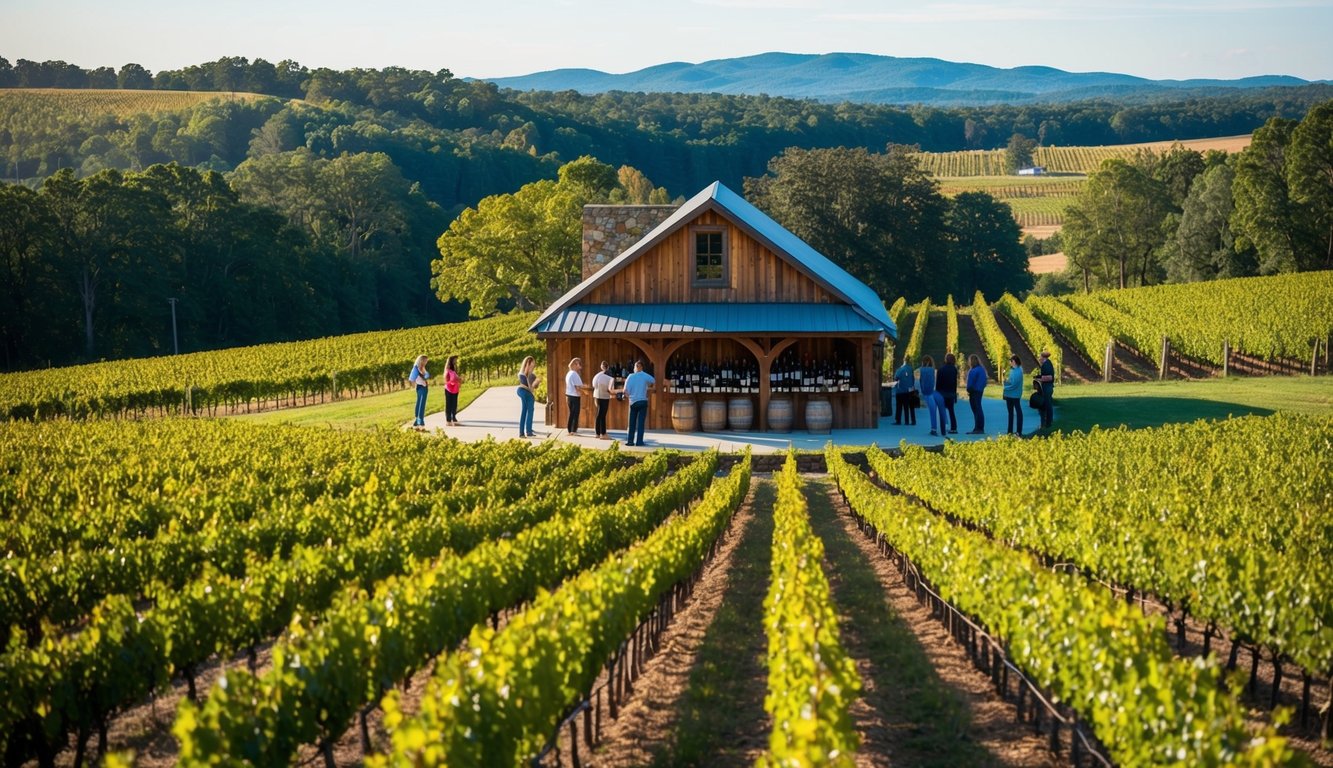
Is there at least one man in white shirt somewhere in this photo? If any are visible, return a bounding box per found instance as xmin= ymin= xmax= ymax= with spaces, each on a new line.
xmin=590 ymin=361 xmax=615 ymax=440
xmin=564 ymin=358 xmax=585 ymax=434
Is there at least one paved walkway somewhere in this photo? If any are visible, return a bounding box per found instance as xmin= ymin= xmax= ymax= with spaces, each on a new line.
xmin=417 ymin=388 xmax=1043 ymax=453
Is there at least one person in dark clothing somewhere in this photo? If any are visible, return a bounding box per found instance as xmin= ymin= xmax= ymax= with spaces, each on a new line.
xmin=1037 ymin=350 xmax=1056 ymax=429
xmin=964 ymin=354 xmax=987 ymax=434
xmin=893 ymin=356 xmax=916 ymax=426
xmin=937 ymin=353 xmax=959 ymax=434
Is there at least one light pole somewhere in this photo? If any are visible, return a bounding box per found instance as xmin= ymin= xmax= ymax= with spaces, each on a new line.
xmin=168 ymin=298 xmax=179 ymax=355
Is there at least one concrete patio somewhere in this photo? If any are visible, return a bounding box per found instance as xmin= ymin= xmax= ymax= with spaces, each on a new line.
xmin=415 ymin=387 xmax=1044 ymax=453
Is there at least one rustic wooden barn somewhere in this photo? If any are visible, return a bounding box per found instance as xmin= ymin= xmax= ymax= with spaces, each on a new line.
xmin=531 ymin=182 xmax=896 ymax=434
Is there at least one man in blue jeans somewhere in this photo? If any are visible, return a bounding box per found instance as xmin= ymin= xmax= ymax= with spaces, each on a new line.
xmin=619 ymin=360 xmax=655 ymax=446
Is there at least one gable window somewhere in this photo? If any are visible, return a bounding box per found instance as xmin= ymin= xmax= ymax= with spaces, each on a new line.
xmin=693 ymin=227 xmax=727 ymax=286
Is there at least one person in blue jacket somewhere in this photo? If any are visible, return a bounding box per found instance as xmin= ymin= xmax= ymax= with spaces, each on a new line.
xmin=917 ymin=355 xmax=946 ymax=437
xmin=965 ymin=354 xmax=988 ymax=434
xmin=893 ymin=356 xmax=916 ymax=426
xmin=1003 ymin=354 xmax=1025 ymax=436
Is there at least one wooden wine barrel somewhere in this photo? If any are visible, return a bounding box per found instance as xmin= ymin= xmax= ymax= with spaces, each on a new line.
xmin=727 ymin=396 xmax=754 ymax=431
xmin=805 ymin=397 xmax=833 ymax=434
xmin=700 ymin=398 xmax=728 ymax=432
xmin=767 ymin=397 xmax=793 ymax=433
xmin=670 ymin=397 xmax=697 ymax=433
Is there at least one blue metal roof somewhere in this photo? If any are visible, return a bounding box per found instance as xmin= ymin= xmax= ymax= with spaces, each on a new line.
xmin=534 ymin=303 xmax=885 ymax=335
xmin=531 ymin=182 xmax=897 ymax=340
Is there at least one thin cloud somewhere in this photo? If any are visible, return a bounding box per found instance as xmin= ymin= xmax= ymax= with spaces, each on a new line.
xmin=821 ymin=5 xmax=1087 ymax=24
xmin=691 ymin=0 xmax=822 ymax=8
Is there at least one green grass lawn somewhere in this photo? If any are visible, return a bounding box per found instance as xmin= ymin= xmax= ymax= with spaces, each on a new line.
xmin=1047 ymin=376 xmax=1333 ymax=434
xmin=230 ymin=385 xmax=493 ymax=431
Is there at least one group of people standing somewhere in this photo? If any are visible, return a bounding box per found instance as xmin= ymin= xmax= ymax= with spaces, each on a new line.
xmin=559 ymin=358 xmax=656 ymax=446
xmin=409 ymin=353 xmax=658 ymax=444
xmin=891 ymin=350 xmax=1054 ymax=437
xmin=408 ymin=354 xmax=464 ymax=430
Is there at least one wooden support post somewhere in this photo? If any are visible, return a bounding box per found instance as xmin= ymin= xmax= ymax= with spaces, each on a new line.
xmin=1313 ymin=339 xmax=1321 ymax=378
xmin=1159 ymin=336 xmax=1170 ymax=380
xmin=1103 ymin=341 xmax=1114 ymax=384
xmin=1222 ymin=340 xmax=1230 ymax=378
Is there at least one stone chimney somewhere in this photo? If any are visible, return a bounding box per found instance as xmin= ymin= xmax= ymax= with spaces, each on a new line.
xmin=582 ymin=204 xmax=679 ymax=280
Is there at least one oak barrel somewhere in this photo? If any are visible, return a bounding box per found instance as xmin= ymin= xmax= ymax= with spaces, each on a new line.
xmin=805 ymin=397 xmax=833 ymax=434
xmin=767 ymin=397 xmax=793 ymax=433
xmin=727 ymin=396 xmax=754 ymax=431
xmin=700 ymin=398 xmax=727 ymax=431
xmin=670 ymin=397 xmax=697 ymax=433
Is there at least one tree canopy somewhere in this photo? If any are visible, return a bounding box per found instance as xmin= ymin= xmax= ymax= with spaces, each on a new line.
xmin=1056 ymin=101 xmax=1332 ymax=292
xmin=0 ymin=159 xmax=460 ymax=369
xmin=432 ymin=157 xmax=667 ymax=316
xmin=744 ymin=146 xmax=1027 ymax=302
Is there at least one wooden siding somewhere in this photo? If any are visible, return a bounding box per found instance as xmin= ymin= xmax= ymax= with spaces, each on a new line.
xmin=584 ymin=210 xmax=838 ymax=305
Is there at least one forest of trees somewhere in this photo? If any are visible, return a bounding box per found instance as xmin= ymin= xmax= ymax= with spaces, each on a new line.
xmin=1056 ymin=103 xmax=1333 ymax=292
xmin=4 ymin=55 xmax=1332 ymax=207
xmin=0 ymin=160 xmax=454 ymax=369
xmin=2 ymin=54 xmax=1330 ymax=370
xmin=0 ymin=154 xmax=673 ymax=370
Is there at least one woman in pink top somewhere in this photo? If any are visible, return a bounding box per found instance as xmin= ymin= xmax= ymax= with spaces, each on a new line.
xmin=443 ymin=355 xmax=464 ymax=425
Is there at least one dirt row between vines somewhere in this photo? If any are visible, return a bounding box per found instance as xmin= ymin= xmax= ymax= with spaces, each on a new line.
xmin=589 ymin=476 xmax=1057 ymax=767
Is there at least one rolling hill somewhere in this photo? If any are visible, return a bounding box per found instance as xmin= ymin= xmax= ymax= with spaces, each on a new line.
xmin=481 ymin=51 xmax=1318 ymax=105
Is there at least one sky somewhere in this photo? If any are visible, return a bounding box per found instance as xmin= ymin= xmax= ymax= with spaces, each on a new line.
xmin=3 ymin=0 xmax=1331 ymax=82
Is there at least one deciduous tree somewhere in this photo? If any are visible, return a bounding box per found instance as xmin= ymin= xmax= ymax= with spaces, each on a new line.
xmin=745 ymin=145 xmax=953 ymax=300
xmin=1285 ymin=101 xmax=1333 ymax=270
xmin=1004 ymin=133 xmax=1036 ymax=173
xmin=1231 ymin=117 xmax=1315 ymax=273
xmin=1062 ymin=159 xmax=1170 ymax=291
xmin=1162 ymin=163 xmax=1254 ymax=282
xmin=946 ymin=192 xmax=1032 ymax=299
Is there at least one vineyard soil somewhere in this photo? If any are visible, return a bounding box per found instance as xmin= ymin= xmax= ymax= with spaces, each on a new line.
xmin=992 ymin=313 xmax=1038 ymax=373
xmin=591 ymin=481 xmax=770 ymax=767
xmin=1138 ymin=598 xmax=1332 ymax=766
xmin=50 ymin=641 xmax=278 ymax=768
xmin=808 ymin=480 xmax=1058 ymax=768
xmin=585 ymin=478 xmax=1067 ymax=767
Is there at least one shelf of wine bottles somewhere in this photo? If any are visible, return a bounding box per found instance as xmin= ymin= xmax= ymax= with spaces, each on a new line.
xmin=663 ymin=352 xmax=859 ymax=395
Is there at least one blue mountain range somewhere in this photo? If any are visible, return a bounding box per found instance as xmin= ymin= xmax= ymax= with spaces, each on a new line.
xmin=477 ymin=52 xmax=1315 ymax=105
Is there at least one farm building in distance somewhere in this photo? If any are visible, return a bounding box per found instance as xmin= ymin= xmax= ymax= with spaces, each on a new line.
xmin=531 ymin=181 xmax=897 ymax=435
xmin=1017 ymin=166 xmax=1047 ymax=176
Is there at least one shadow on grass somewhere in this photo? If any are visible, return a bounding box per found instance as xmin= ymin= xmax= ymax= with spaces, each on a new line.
xmin=657 ymin=480 xmax=775 ymax=767
xmin=1053 ymin=395 xmax=1276 ymax=434
xmin=805 ymin=480 xmax=999 ymax=767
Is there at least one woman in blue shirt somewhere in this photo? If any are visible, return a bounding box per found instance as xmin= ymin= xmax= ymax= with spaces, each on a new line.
xmin=917 ymin=355 xmax=946 ymax=436
xmin=964 ymin=354 xmax=988 ymax=434
xmin=1002 ymin=355 xmax=1024 ymax=436
xmin=516 ymin=355 xmax=538 ymax=437
xmin=409 ymin=354 xmax=430 ymax=430
xmin=893 ymin=357 xmax=916 ymax=426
